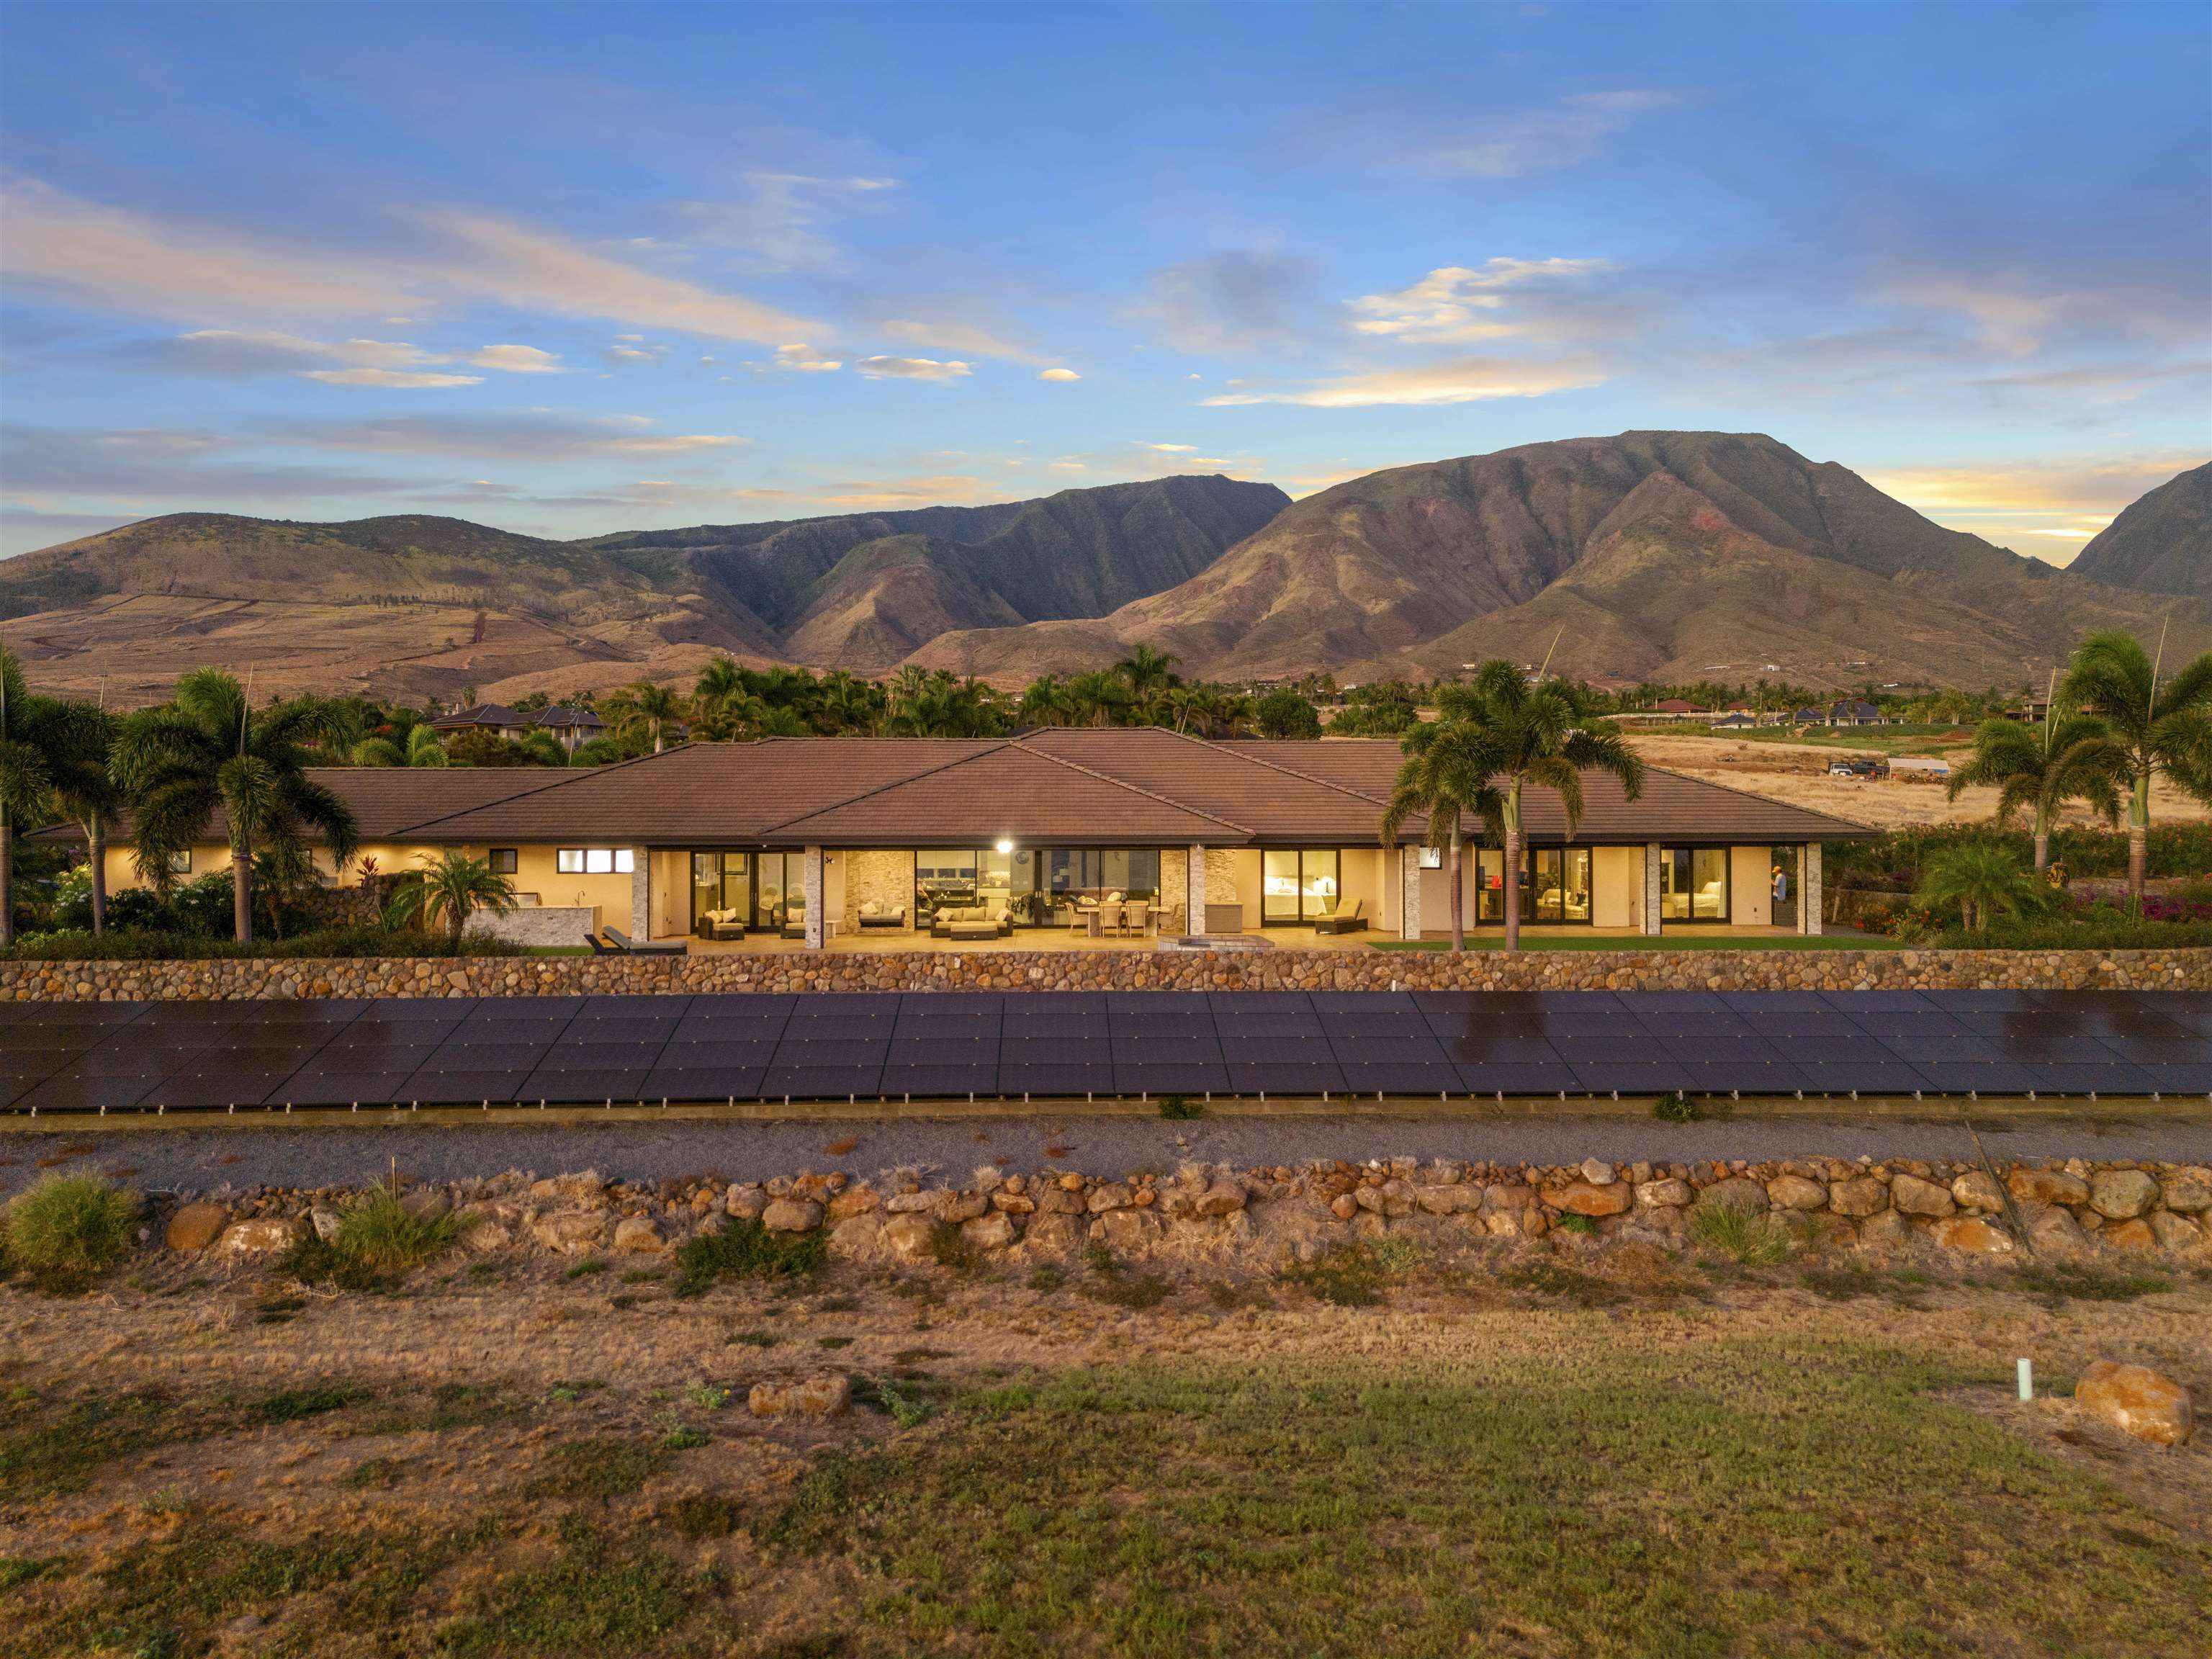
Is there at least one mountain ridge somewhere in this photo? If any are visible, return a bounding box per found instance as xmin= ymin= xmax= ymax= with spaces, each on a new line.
xmin=2067 ymin=462 xmax=2212 ymax=598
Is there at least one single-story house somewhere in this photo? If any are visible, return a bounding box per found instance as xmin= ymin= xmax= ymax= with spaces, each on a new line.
xmin=1827 ymin=700 xmax=1882 ymax=725
xmin=533 ymin=705 xmax=607 ymax=752
xmin=46 ymin=730 xmax=1873 ymax=947
xmin=428 ymin=703 xmax=534 ymax=741
xmin=1711 ymin=712 xmax=1759 ymax=729
xmin=1791 ymin=706 xmax=1825 ymax=724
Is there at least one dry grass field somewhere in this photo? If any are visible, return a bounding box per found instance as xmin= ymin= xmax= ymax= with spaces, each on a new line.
xmin=4 ymin=1228 xmax=2207 ymax=1658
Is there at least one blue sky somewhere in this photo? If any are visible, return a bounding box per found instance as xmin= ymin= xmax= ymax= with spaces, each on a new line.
xmin=3 ymin=1 xmax=2206 ymax=560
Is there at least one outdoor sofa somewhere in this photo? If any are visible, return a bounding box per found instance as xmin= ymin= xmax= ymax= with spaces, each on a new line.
xmin=930 ymin=904 xmax=1013 ymax=940
xmin=856 ymin=902 xmax=907 ymax=929
xmin=695 ymin=907 xmax=746 ymax=940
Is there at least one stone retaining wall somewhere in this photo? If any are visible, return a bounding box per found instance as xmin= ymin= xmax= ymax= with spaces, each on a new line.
xmin=169 ymin=1154 xmax=2212 ymax=1269
xmin=2 ymin=944 xmax=2208 ymax=1002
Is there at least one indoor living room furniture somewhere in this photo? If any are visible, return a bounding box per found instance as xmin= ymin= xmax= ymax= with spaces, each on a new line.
xmin=1313 ymin=899 xmax=1367 ymax=935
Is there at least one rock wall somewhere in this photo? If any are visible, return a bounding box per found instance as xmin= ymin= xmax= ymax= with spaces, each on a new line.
xmin=165 ymin=1154 xmax=2212 ymax=1269
xmin=3 ymin=945 xmax=2208 ymax=1002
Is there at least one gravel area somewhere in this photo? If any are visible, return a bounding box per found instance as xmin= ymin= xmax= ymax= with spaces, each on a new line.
xmin=6 ymin=1110 xmax=2206 ymax=1196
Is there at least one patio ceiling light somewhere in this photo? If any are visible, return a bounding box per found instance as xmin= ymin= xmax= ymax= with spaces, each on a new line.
xmin=994 ymin=837 xmax=1014 ymax=853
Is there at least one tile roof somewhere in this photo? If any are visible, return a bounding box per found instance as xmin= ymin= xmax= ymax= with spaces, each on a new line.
xmin=32 ymin=768 xmax=577 ymax=846
xmin=430 ymin=704 xmax=529 ymax=729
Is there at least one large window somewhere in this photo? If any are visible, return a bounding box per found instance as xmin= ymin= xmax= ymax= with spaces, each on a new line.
xmin=915 ymin=848 xmax=1014 ymax=927
xmin=1262 ymin=849 xmax=1341 ymax=923
xmin=913 ymin=848 xmax=1162 ymax=927
xmin=691 ymin=851 xmax=753 ymax=925
xmin=755 ymin=851 xmax=806 ymax=929
xmin=557 ymin=848 xmax=634 ymax=874
xmin=1660 ymin=847 xmax=1730 ymax=922
xmin=1473 ymin=848 xmax=1591 ymax=924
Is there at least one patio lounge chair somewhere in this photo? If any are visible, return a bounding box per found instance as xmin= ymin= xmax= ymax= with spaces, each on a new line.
xmin=1312 ymin=899 xmax=1367 ymax=935
xmin=603 ymin=926 xmax=688 ymax=956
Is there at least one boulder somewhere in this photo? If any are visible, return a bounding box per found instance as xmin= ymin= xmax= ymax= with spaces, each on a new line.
xmin=2028 ymin=1205 xmax=2089 ymax=1254
xmin=1889 ymin=1174 xmax=1955 ymax=1217
xmin=218 ymin=1216 xmax=296 ymax=1254
xmin=2159 ymin=1167 xmax=2212 ymax=1215
xmin=2103 ymin=1218 xmax=2158 ymax=1254
xmin=1635 ymin=1178 xmax=1693 ymax=1208
xmin=1699 ymin=1176 xmax=1768 ymax=1212
xmin=882 ymin=1192 xmax=937 ymax=1215
xmin=1196 ymin=1180 xmax=1249 ymax=1218
xmin=464 ymin=1219 xmax=513 ymax=1254
xmin=1766 ymin=1175 xmax=1828 ymax=1212
xmin=2146 ymin=1210 xmax=2204 ymax=1253
xmin=530 ymin=1172 xmax=603 ymax=1205
xmin=938 ymin=1192 xmax=990 ymax=1224
xmin=749 ymin=1375 xmax=851 ymax=1420
xmin=826 ymin=1213 xmax=883 ymax=1259
xmin=2008 ymin=1167 xmax=2090 ymax=1208
xmin=881 ymin=1212 xmax=936 ymax=1260
xmin=1828 ymin=1177 xmax=1889 ymax=1218
xmin=165 ymin=1201 xmax=230 ymax=1252
xmin=1542 ymin=1179 xmax=1632 ymax=1218
xmin=1949 ymin=1170 xmax=2005 ymax=1213
xmin=1854 ymin=1210 xmax=1914 ymax=1254
xmin=2076 ymin=1362 xmax=2194 ymax=1447
xmin=960 ymin=1210 xmax=1017 ymax=1251
xmin=531 ymin=1210 xmax=609 ymax=1254
xmin=1930 ymin=1215 xmax=2013 ymax=1254
xmin=308 ymin=1205 xmax=344 ymax=1243
xmin=826 ymin=1186 xmax=880 ymax=1221
xmin=613 ymin=1216 xmax=665 ymax=1254
xmin=1413 ymin=1184 xmax=1483 ymax=1215
xmin=2089 ymin=1169 xmax=2159 ymax=1220
xmin=1578 ymin=1159 xmax=1617 ymax=1185
xmin=399 ymin=1187 xmax=450 ymax=1222
xmin=762 ymin=1198 xmax=824 ymax=1233
xmin=1086 ymin=1182 xmax=1136 ymax=1213
xmin=724 ymin=1186 xmax=767 ymax=1220
xmin=1094 ymin=1208 xmax=1163 ymax=1254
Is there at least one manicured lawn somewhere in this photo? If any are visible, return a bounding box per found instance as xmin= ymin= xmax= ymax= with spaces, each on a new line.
xmin=1373 ymin=932 xmax=1876 ymax=951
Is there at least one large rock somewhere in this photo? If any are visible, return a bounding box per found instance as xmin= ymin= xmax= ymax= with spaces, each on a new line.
xmin=2089 ymin=1169 xmax=2159 ymax=1220
xmin=1766 ymin=1175 xmax=1828 ymax=1211
xmin=1196 ymin=1179 xmax=1249 ymax=1218
xmin=1699 ymin=1176 xmax=1768 ymax=1212
xmin=1086 ymin=1182 xmax=1136 ymax=1213
xmin=1542 ymin=1179 xmax=1632 ymax=1218
xmin=1635 ymin=1178 xmax=1692 ymax=1208
xmin=2076 ymin=1362 xmax=2194 ymax=1447
xmin=826 ymin=1186 xmax=881 ymax=1221
xmin=613 ymin=1215 xmax=665 ymax=1254
xmin=1829 ymin=1177 xmax=1889 ymax=1218
xmin=531 ymin=1210 xmax=609 ymax=1254
xmin=961 ymin=1210 xmax=1017 ymax=1251
xmin=762 ymin=1197 xmax=824 ymax=1233
xmin=165 ymin=1201 xmax=229 ymax=1252
xmin=2146 ymin=1210 xmax=2204 ymax=1253
xmin=1950 ymin=1170 xmax=2005 ymax=1213
xmin=2028 ymin=1204 xmax=2089 ymax=1254
xmin=1578 ymin=1159 xmax=1617 ymax=1185
xmin=939 ymin=1192 xmax=991 ymax=1224
xmin=1889 ymin=1174 xmax=1955 ymax=1217
xmin=2008 ymin=1167 xmax=2090 ymax=1208
xmin=530 ymin=1172 xmax=604 ymax=1205
xmin=1413 ymin=1184 xmax=1483 ymax=1215
xmin=749 ymin=1375 xmax=850 ymax=1420
xmin=1931 ymin=1215 xmax=2013 ymax=1254
xmin=2103 ymin=1217 xmax=2158 ymax=1254
xmin=826 ymin=1213 xmax=884 ymax=1259
xmin=2160 ymin=1167 xmax=2212 ymax=1214
xmin=219 ymin=1216 xmax=296 ymax=1254
xmin=1094 ymin=1207 xmax=1163 ymax=1253
xmin=310 ymin=1205 xmax=345 ymax=1243
xmin=882 ymin=1212 xmax=937 ymax=1260
xmin=1854 ymin=1210 xmax=1914 ymax=1254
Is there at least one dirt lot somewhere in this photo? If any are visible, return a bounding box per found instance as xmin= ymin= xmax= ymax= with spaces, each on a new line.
xmin=1632 ymin=730 xmax=2212 ymax=832
xmin=4 ymin=1220 xmax=2207 ymax=1657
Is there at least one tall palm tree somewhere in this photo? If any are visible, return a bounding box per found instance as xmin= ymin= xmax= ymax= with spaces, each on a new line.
xmin=1114 ymin=644 xmax=1179 ymax=700
xmin=1433 ymin=660 xmax=1644 ymax=952
xmin=1018 ymin=673 xmax=1076 ymax=727
xmin=694 ymin=656 xmax=750 ymax=714
xmin=2058 ymin=627 xmax=2212 ymax=909
xmin=1946 ymin=710 xmax=2126 ymax=873
xmin=1380 ymin=721 xmax=1501 ymax=952
xmin=352 ymin=724 xmax=451 ymax=767
xmin=45 ymin=701 xmax=122 ymax=933
xmin=0 ymin=647 xmax=60 ymax=948
xmin=605 ymin=681 xmax=683 ymax=752
xmin=1065 ymin=669 xmax=1132 ymax=729
xmin=113 ymin=670 xmax=359 ymax=945
xmin=385 ymin=850 xmax=518 ymax=952
xmin=816 ymin=670 xmax=880 ymax=734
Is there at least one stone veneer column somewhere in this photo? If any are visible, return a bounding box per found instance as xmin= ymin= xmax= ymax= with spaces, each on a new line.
xmin=1800 ymin=842 xmax=1822 ymax=935
xmin=629 ymin=848 xmax=650 ymax=938
xmin=1643 ymin=843 xmax=1663 ymax=936
xmin=1400 ymin=846 xmax=1423 ymax=940
xmin=1184 ymin=845 xmax=1206 ymax=934
xmin=803 ymin=845 xmax=825 ymax=949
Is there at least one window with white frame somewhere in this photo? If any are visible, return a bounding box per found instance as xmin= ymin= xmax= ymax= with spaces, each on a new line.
xmin=557 ymin=848 xmax=634 ymax=874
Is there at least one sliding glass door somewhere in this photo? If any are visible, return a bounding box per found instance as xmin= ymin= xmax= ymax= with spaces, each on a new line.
xmin=1262 ymin=849 xmax=1341 ymax=924
xmin=691 ymin=852 xmax=753 ymax=926
xmin=1473 ymin=848 xmax=1593 ymax=925
xmin=1660 ymin=848 xmax=1729 ymax=922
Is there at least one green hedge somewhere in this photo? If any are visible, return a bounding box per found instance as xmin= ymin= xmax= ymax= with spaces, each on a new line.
xmin=0 ymin=925 xmax=528 ymax=963
xmin=1829 ymin=823 xmax=2212 ymax=885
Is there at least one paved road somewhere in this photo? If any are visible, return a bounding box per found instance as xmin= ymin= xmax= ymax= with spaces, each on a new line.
xmin=9 ymin=1110 xmax=2205 ymax=1196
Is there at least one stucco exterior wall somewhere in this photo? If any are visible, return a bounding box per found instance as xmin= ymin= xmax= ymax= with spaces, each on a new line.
xmin=1593 ymin=845 xmax=1642 ymax=930
xmin=1732 ymin=845 xmax=1773 ymax=927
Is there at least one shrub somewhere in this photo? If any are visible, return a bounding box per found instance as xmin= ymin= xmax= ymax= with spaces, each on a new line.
xmin=282 ymin=1187 xmax=465 ymax=1290
xmin=1652 ymin=1090 xmax=1702 ymax=1123
xmin=1689 ymin=1200 xmax=1791 ymax=1267
xmin=0 ymin=923 xmax=528 ymax=963
xmin=3 ymin=1174 xmax=139 ymax=1290
xmin=1156 ymin=1093 xmax=1205 ymax=1120
xmin=672 ymin=1216 xmax=825 ymax=1298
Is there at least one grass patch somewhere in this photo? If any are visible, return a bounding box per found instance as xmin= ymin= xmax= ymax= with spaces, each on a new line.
xmin=565 ymin=1256 xmax=607 ymax=1280
xmin=749 ymin=1352 xmax=2212 ymax=1655
xmin=1280 ymin=1242 xmax=1401 ymax=1307
xmin=1689 ymin=1200 xmax=1794 ymax=1267
xmin=527 ymin=1438 xmax=670 ymax=1502
xmin=341 ymin=1455 xmax=409 ymax=1491
xmin=1026 ymin=1263 xmax=1066 ymax=1293
xmin=1 ymin=1390 xmax=217 ymax=1500
xmin=1801 ymin=1263 xmax=1930 ymax=1307
xmin=1 ymin=1174 xmax=138 ymax=1292
xmin=668 ymin=1491 xmax=742 ymax=1539
xmin=1501 ymin=1259 xmax=1627 ymax=1308
xmin=439 ymin=1516 xmax=698 ymax=1659
xmin=671 ymin=1216 xmax=825 ymax=1298
xmin=1653 ymin=1089 xmax=1703 ymax=1123
xmin=246 ymin=1382 xmax=370 ymax=1425
xmin=2015 ymin=1263 xmax=2172 ymax=1306
xmin=727 ymin=1330 xmax=778 ymax=1349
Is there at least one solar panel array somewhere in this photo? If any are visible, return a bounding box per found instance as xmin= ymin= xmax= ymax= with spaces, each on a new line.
xmin=1 ymin=988 xmax=2207 ymax=1112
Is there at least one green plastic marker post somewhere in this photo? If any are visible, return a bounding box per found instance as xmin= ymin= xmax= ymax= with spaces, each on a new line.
xmin=2017 ymin=1358 xmax=2033 ymax=1401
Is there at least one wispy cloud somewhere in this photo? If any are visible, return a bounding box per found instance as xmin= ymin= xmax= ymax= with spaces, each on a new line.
xmin=298 ymin=367 xmax=485 ymax=388
xmin=466 ymin=343 xmax=565 ymax=373
xmin=878 ymin=315 xmax=1048 ymax=365
xmin=1037 ymin=367 xmax=1081 ymax=382
xmin=1348 ymin=259 xmax=1617 ymax=343
xmin=1 ymin=177 xmax=825 ymax=345
xmin=1863 ymin=451 xmax=2210 ymax=564
xmin=1138 ymin=251 xmax=1324 ymax=356
xmin=668 ymin=171 xmax=900 ymax=275
xmin=1417 ymin=90 xmax=1683 ymax=177
xmin=277 ymin=411 xmax=747 ymax=459
xmin=752 ymin=342 xmax=843 ymax=374
xmin=853 ymin=355 xmax=972 ymax=382
xmin=1201 ymin=355 xmax=1602 ymax=407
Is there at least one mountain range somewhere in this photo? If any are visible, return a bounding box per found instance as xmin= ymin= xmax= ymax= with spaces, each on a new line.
xmin=2 ymin=435 xmax=2206 ymax=703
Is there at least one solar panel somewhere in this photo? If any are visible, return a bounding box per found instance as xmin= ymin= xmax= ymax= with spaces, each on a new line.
xmin=1793 ymin=1060 xmax=1925 ymax=1094
xmin=279 ymin=1069 xmax=420 ymax=1105
xmin=762 ymin=1064 xmax=886 ymax=1098
xmin=1878 ymin=1035 xmax=2002 ymax=1062
xmin=997 ymin=1061 xmax=1114 ymax=1096
xmin=1207 ymin=990 xmax=1314 ymax=1012
xmin=639 ymin=1064 xmax=770 ymax=1101
xmin=16 ymin=1071 xmax=162 ymax=1111
xmin=881 ymin=1064 xmax=999 ymax=1097
xmin=523 ymin=1066 xmax=652 ymax=1104
xmin=1337 ymin=1062 xmax=1460 ymax=1094
xmin=1909 ymin=1061 xmax=2041 ymax=1094
xmin=1455 ymin=1062 xmax=1576 ymax=1094
xmin=1437 ymin=1033 xmax=1561 ymax=1063
xmin=2018 ymin=1062 xmax=2156 ymax=1095
xmin=403 ymin=1069 xmax=536 ymax=1104
xmin=580 ymin=994 xmax=696 ymax=1017
xmin=422 ymin=1040 xmax=553 ymax=1071
xmin=1225 ymin=1061 xmax=1346 ymax=1094
xmin=1112 ymin=1062 xmax=1229 ymax=1095
xmin=1565 ymin=1061 xmax=1694 ymax=1094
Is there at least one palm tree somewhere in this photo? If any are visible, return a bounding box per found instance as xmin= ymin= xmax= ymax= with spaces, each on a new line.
xmin=1380 ymin=721 xmax=1501 ymax=951
xmin=45 ymin=701 xmax=122 ymax=934
xmin=385 ymin=850 xmax=518 ymax=952
xmin=1433 ymin=660 xmax=1645 ymax=952
xmin=352 ymin=724 xmax=451 ymax=767
xmin=2058 ymin=627 xmax=2212 ymax=909
xmin=1917 ymin=842 xmax=2056 ymax=933
xmin=1066 ymin=669 xmax=1132 ymax=729
xmin=1018 ymin=673 xmax=1076 ymax=727
xmin=1946 ymin=710 xmax=2126 ymax=873
xmin=605 ymin=681 xmax=683 ymax=752
xmin=815 ymin=670 xmax=880 ymax=734
xmin=112 ymin=670 xmax=359 ymax=945
xmin=1114 ymin=644 xmax=1179 ymax=700
xmin=0 ymin=647 xmax=60 ymax=948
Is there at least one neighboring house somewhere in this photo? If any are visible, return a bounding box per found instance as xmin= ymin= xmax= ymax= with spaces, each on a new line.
xmin=48 ymin=731 xmax=1872 ymax=945
xmin=1827 ymin=700 xmax=1881 ymax=725
xmin=1650 ymin=698 xmax=1702 ymax=716
xmin=428 ymin=703 xmax=534 ymax=741
xmin=1711 ymin=712 xmax=1758 ymax=729
xmin=1791 ymin=706 xmax=1825 ymax=724
xmin=534 ymin=705 xmax=607 ymax=752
